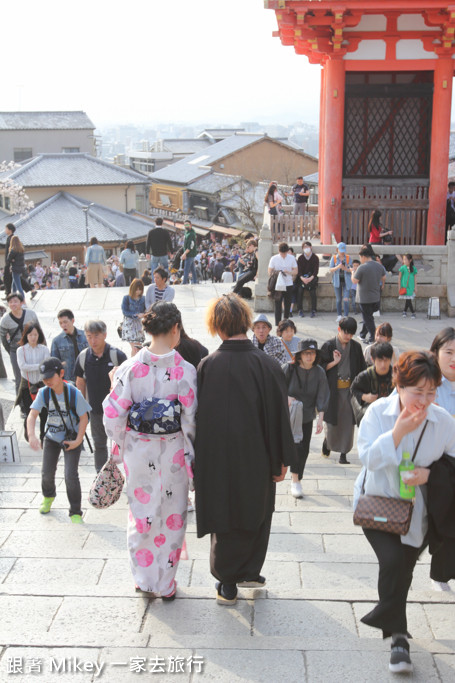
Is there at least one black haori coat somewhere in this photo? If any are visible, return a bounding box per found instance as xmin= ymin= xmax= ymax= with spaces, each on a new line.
xmin=194 ymin=339 xmax=294 ymax=538
xmin=319 ymin=336 xmax=366 ymax=426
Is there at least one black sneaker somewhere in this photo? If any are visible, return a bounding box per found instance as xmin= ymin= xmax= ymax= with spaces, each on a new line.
xmin=215 ymin=581 xmax=237 ymax=605
xmin=339 ymin=454 xmax=350 ymax=464
xmin=321 ymin=438 xmax=330 ymax=458
xmin=389 ymin=638 xmax=412 ymax=673
xmin=237 ymin=576 xmax=266 ymax=588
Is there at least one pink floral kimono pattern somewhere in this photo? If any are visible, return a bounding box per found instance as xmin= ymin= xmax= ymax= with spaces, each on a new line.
xmin=102 ymin=347 xmax=197 ymax=595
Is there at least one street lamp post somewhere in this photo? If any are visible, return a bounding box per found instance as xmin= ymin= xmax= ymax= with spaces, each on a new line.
xmin=82 ymin=203 xmax=95 ymax=248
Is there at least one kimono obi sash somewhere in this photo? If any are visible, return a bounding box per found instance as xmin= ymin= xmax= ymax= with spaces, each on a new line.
xmin=127 ymin=397 xmax=181 ymax=435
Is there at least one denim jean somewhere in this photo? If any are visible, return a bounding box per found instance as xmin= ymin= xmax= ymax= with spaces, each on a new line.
xmin=334 ymin=284 xmax=350 ymax=317
xmin=41 ymin=437 xmax=82 ymax=516
xmin=183 ymin=257 xmax=198 ymax=284
xmin=151 ymin=255 xmax=169 ymax=273
xmin=11 ymin=272 xmax=24 ymax=297
xmin=350 ymin=288 xmax=357 ymax=313
xmin=90 ymin=412 xmax=108 ymax=472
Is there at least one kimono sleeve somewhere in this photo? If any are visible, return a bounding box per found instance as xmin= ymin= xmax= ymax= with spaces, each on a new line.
xmin=102 ymin=364 xmax=133 ymax=460
xmin=177 ymin=360 xmax=198 ymax=480
xmin=316 ymin=368 xmax=330 ymax=413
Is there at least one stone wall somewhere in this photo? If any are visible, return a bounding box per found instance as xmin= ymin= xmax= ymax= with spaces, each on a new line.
xmin=254 ymin=226 xmax=455 ymax=316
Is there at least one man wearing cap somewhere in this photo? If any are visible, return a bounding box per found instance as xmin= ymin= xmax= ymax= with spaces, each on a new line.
xmin=252 ymin=314 xmax=287 ymax=365
xmin=27 ymin=357 xmax=91 ymax=523
xmin=351 ymin=245 xmax=386 ymax=344
xmin=283 ymin=339 xmax=329 ymax=497
xmin=329 ymin=242 xmax=353 ymax=323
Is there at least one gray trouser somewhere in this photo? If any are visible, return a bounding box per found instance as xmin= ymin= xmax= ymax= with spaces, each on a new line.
xmin=90 ymin=412 xmax=108 ymax=472
xmin=294 ymin=203 xmax=306 ymax=216
xmin=41 ymin=438 xmax=82 ymax=516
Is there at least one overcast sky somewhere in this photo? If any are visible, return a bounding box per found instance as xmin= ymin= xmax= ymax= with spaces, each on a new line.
xmin=2 ymin=0 xmax=321 ymax=129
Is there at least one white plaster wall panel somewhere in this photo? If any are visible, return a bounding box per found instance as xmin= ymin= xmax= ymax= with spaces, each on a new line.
xmin=397 ymin=14 xmax=435 ymax=31
xmin=344 ymin=40 xmax=386 ymax=60
xmin=396 ymin=39 xmax=436 ymax=60
xmin=345 ymin=15 xmax=386 ymax=32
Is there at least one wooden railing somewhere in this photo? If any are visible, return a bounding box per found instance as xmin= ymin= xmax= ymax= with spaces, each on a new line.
xmin=269 ymin=212 xmax=319 ymax=244
xmin=342 ymin=180 xmax=429 ymax=245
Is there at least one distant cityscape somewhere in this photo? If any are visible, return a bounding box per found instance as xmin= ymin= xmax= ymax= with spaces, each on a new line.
xmin=97 ymin=121 xmax=320 ymax=163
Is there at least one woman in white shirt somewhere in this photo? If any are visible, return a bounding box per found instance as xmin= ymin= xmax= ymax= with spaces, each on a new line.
xmin=268 ymin=243 xmax=298 ymax=326
xmin=355 ymin=350 xmax=455 ymax=674
xmin=16 ymin=323 xmax=50 ymax=442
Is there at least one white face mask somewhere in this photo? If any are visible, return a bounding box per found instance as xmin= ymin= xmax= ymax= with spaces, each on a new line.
xmin=303 ymin=248 xmax=311 ymax=256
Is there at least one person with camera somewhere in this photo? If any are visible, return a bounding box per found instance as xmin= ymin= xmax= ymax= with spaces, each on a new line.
xmin=27 ymin=358 xmax=92 ymax=524
xmin=296 ymin=241 xmax=319 ymax=318
xmin=16 ymin=323 xmax=49 ymax=440
xmin=329 ymin=242 xmax=353 ymax=323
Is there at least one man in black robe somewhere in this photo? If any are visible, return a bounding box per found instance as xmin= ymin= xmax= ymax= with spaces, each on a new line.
xmin=195 ymin=336 xmax=294 ymax=605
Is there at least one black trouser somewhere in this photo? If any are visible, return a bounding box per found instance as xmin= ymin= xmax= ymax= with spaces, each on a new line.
xmin=359 ymin=302 xmax=379 ymax=341
xmin=210 ymin=484 xmax=275 ymax=584
xmin=404 ymin=299 xmax=414 ymax=314
xmin=274 ymin=285 xmax=293 ymax=326
xmin=297 ymin=284 xmax=317 ymax=313
xmin=3 ymin=267 xmax=12 ymax=296
xmin=233 ymin=269 xmax=255 ymax=294
xmin=362 ymin=528 xmax=426 ymax=638
xmin=41 ymin=438 xmax=82 ymax=516
xmin=291 ymin=421 xmax=313 ymax=479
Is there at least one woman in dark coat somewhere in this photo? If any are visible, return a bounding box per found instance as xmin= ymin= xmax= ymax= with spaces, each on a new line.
xmin=320 ymin=316 xmax=366 ymax=464
xmin=195 ymin=293 xmax=293 ymax=606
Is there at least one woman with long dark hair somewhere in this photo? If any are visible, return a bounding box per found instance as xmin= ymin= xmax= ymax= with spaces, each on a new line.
xmin=264 ymin=181 xmax=283 ymax=216
xmin=7 ymin=235 xmax=25 ymax=297
xmin=368 ymin=210 xmax=392 ymax=244
xmin=16 ymin=322 xmax=49 ymax=441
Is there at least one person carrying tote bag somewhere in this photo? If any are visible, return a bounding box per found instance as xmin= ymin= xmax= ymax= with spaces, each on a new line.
xmin=353 ymin=351 xmax=455 ymax=675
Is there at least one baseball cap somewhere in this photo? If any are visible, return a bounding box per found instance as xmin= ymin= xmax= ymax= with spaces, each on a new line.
xmin=296 ymin=339 xmax=318 ymax=353
xmin=337 ymin=242 xmax=347 ymax=252
xmin=40 ymin=357 xmax=64 ymax=379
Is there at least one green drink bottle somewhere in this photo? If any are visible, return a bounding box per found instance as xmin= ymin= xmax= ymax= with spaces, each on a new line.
xmin=399 ymin=452 xmax=415 ymax=499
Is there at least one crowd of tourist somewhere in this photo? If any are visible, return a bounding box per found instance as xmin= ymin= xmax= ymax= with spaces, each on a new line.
xmin=1 ymin=213 xmax=453 ymax=677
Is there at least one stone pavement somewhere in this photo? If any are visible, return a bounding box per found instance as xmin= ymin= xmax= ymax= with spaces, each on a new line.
xmin=0 ymin=284 xmax=455 ymax=682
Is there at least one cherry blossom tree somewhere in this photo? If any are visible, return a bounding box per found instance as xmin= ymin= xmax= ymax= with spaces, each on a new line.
xmin=0 ymin=161 xmax=34 ymax=215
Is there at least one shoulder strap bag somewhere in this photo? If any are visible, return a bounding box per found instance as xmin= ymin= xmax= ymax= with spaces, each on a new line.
xmin=353 ymin=420 xmax=428 ymax=535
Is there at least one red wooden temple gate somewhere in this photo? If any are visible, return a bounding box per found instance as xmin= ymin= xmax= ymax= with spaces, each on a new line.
xmin=265 ymin=1 xmax=455 ymax=245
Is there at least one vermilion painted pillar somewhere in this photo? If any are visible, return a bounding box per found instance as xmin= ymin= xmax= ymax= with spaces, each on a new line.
xmin=427 ymin=57 xmax=453 ymax=245
xmin=321 ymin=58 xmax=345 ymax=244
xmin=318 ymin=65 xmax=326 ymax=241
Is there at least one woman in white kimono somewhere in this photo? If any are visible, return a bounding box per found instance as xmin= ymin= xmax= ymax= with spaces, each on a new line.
xmin=103 ymin=302 xmax=197 ymax=600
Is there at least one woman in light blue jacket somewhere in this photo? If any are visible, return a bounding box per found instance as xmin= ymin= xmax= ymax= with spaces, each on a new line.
xmin=329 ymin=242 xmax=352 ymax=322
xmin=120 ymin=240 xmax=140 ymax=286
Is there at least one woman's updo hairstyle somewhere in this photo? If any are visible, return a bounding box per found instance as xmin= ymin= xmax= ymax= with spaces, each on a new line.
xmin=142 ymin=302 xmax=182 ymax=336
xmin=393 ymin=350 xmax=441 ymax=389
